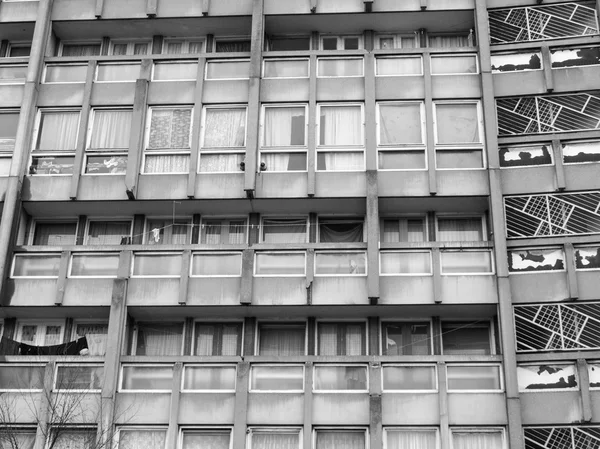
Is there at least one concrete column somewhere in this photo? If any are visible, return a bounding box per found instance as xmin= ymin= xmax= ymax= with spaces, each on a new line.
xmin=240 ymin=248 xmax=254 ymax=305
xmin=166 ymin=362 xmax=183 ymax=449
xmin=577 ymin=359 xmax=593 ymax=422
xmin=243 ymin=317 xmax=256 ymax=356
xmin=369 ymin=363 xmax=382 ymax=449
xmin=94 ymin=0 xmax=104 ymax=18
xmin=187 ymin=58 xmax=207 ymax=198
xmin=232 ymin=362 xmax=250 ymax=449
xmin=146 ymin=0 xmax=157 ymax=17
xmin=540 ymin=45 xmax=554 ymax=93
xmin=564 ymin=242 xmax=579 ymax=300
xmin=179 ymin=249 xmax=191 ymax=305
xmin=54 ymin=250 xmax=71 ymax=305
xmin=423 ymin=50 xmax=437 ymax=195
xmin=437 ymin=361 xmax=450 ymax=449
xmin=551 ymin=139 xmax=566 ymax=190
xmin=303 ymin=361 xmax=314 ymax=449
xmin=366 ymin=171 xmax=380 ymax=302
xmin=33 ymin=362 xmax=55 ymax=449
xmin=307 ymin=53 xmax=317 ymax=197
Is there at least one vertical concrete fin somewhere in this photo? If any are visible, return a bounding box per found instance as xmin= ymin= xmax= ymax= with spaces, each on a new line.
xmin=179 ymin=250 xmax=191 ymax=305
xmin=423 ymin=51 xmax=436 ymax=195
xmin=307 ymin=54 xmax=318 ymax=197
xmin=541 ymin=45 xmax=554 ymax=92
xmin=564 ymin=242 xmax=579 ymax=300
xmin=366 ymin=170 xmax=379 ymax=301
xmin=551 ymin=139 xmax=566 ymax=191
xmin=125 ymin=77 xmax=150 ymax=198
xmin=303 ymin=361 xmax=314 ymax=449
xmin=54 ymin=250 xmax=71 ymax=305
xmin=187 ymin=58 xmax=207 ymax=198
xmin=233 ymin=362 xmax=250 ymax=449
xmin=240 ymin=249 xmax=254 ymax=305
xmin=437 ymin=361 xmax=450 ymax=449
xmin=432 ymin=247 xmax=442 ymax=303
xmin=577 ymin=359 xmax=593 ymax=422
xmin=94 ymin=0 xmax=104 ymax=18
xmin=166 ymin=362 xmax=183 ymax=449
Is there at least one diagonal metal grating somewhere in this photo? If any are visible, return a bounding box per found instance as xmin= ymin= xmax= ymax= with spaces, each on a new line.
xmin=525 ymin=427 xmax=600 ymax=449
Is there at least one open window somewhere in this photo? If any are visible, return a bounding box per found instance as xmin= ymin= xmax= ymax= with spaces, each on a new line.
xmin=85 ymin=108 xmax=131 ymax=174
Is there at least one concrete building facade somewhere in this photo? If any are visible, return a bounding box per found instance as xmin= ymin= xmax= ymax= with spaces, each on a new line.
xmin=0 ymin=0 xmax=599 ymax=448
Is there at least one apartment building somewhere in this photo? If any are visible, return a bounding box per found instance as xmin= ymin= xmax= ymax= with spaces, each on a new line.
xmin=0 ymin=0 xmax=599 ymax=448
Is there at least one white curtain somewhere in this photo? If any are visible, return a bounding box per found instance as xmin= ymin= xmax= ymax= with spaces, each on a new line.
xmin=76 ymin=323 xmax=108 ymax=356
xmin=194 ymin=323 xmax=240 ymax=356
xmin=386 ymin=430 xmax=437 ymax=449
xmin=318 ymin=323 xmax=364 ymax=355
xmin=262 ymin=219 xmax=307 ymax=243
xmin=165 ymin=41 xmax=183 ymax=54
xmin=149 ymin=109 xmax=192 ymax=149
xmin=87 ymin=221 xmax=130 ymax=245
xmin=153 ymin=63 xmax=197 ymax=80
xmin=264 ymin=107 xmax=305 ymax=146
xmin=383 ymin=219 xmax=424 ymax=242
xmin=192 ymin=253 xmax=241 ymax=276
xmin=437 ymin=218 xmax=483 ymax=241
xmin=119 ymin=430 xmax=166 ymax=449
xmin=452 ymin=432 xmax=503 ymax=449
xmin=147 ymin=219 xmax=189 ymax=245
xmin=429 ymin=34 xmax=472 ymax=48
xmin=183 ymin=432 xmax=230 ymax=449
xmin=61 ymin=44 xmax=101 ymax=56
xmin=264 ymin=59 xmax=308 ymax=78
xmin=252 ymin=432 xmax=299 ymax=449
xmin=144 ymin=154 xmax=190 ymax=173
xmin=91 ymin=110 xmax=132 ymax=149
xmin=319 ymin=152 xmax=364 ymax=171
xmin=380 ymin=252 xmax=430 ymax=274
xmin=204 ymin=109 xmax=246 ymax=147
xmin=36 ymin=112 xmax=79 ymax=151
xmin=319 ymin=220 xmax=363 ymax=243
xmin=183 ymin=366 xmax=236 ymax=390
xmin=318 ymin=58 xmax=363 ymax=77
xmin=314 ymin=366 xmax=367 ymax=390
xmin=112 ymin=43 xmax=128 ymax=55
xmin=96 ymin=63 xmax=140 ymax=81
xmin=319 ymin=106 xmax=361 ymax=146
xmin=136 ymin=323 xmax=183 ymax=356
xmin=259 ymin=325 xmax=305 ymax=355
xmin=436 ymin=104 xmax=480 ymax=144
xmin=199 ymin=153 xmax=243 ymax=172
xmin=379 ymin=104 xmax=422 ymax=144
xmin=316 ymin=431 xmax=365 ymax=449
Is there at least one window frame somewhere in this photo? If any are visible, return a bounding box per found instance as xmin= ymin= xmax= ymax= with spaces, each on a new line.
xmin=58 ymin=40 xmax=102 ymax=57
xmin=449 ymin=427 xmax=506 ymax=449
xmin=384 ymin=428 xmax=440 ymax=449
xmin=375 ymin=55 xmax=424 ymax=77
xmin=379 ymin=320 xmax=434 ymax=356
xmin=260 ymin=215 xmax=309 ymax=243
xmin=499 ymin=142 xmax=554 ymax=168
xmin=379 ymin=250 xmax=433 ymax=276
xmin=319 ymin=35 xmax=364 ymax=50
xmin=29 ymin=218 xmax=78 ymax=245
xmin=42 ymin=63 xmax=88 ymax=84
xmin=71 ymin=320 xmax=109 ymax=356
xmin=255 ymin=321 xmax=308 ymax=356
xmin=213 ymin=37 xmax=252 ymax=53
xmin=379 ymin=215 xmax=428 ymax=243
xmin=199 ymin=216 xmax=249 ymax=245
xmin=446 ymin=363 xmax=504 ymax=393
xmin=119 ymin=364 xmax=175 ymax=393
xmin=84 ymin=107 xmax=132 ymax=175
xmin=131 ymin=252 xmax=183 ymax=278
xmin=108 ymin=39 xmax=151 ymax=56
xmin=6 ymin=41 xmax=32 ymax=58
xmin=11 ymin=253 xmax=62 ymax=279
xmin=190 ymin=251 xmax=243 ymax=278
xmin=441 ymin=321 xmax=495 ymax=356
xmin=16 ymin=320 xmax=65 ymax=346
xmin=94 ymin=61 xmax=141 ymax=82
xmin=439 ymin=249 xmax=495 ymax=275
xmin=249 ymin=363 xmax=306 ymax=393
xmin=151 ymin=60 xmax=198 ymax=82
xmin=313 ymin=427 xmax=368 ymax=449
xmin=314 ymin=251 xmax=368 ymax=277
xmin=316 ymin=57 xmax=365 ymax=78
xmin=116 ymin=426 xmax=169 ymax=448
xmin=315 ymin=320 xmax=368 ymax=356
xmin=317 ymin=215 xmax=365 ymax=243
xmin=0 ymin=109 xmax=19 ymax=169
xmin=53 ymin=363 xmax=104 ymax=392
xmin=0 ymin=363 xmax=45 ymax=392
xmin=205 ymin=58 xmax=251 ymax=80
xmin=129 ymin=321 xmax=185 ymax=356
xmin=247 ymin=427 xmax=302 ymax=449
xmin=312 ymin=363 xmax=369 ymax=393
xmin=435 ymin=214 xmax=487 ymax=242
xmin=517 ymin=362 xmax=579 ymax=392
xmin=375 ymin=33 xmax=420 ymax=49
xmin=262 ymin=58 xmax=310 ymax=79
xmin=143 ymin=216 xmax=192 ymax=245
xmin=381 ymin=363 xmax=439 ymax=393
xmin=508 ymin=246 xmax=567 ymax=274
xmin=0 ymin=63 xmax=27 ymax=85
xmin=490 ymin=51 xmax=544 ymax=73
xmin=181 ymin=364 xmax=237 ymax=392
xmin=192 ymin=320 xmax=244 ymax=356
xmin=574 ymin=246 xmax=600 ymax=271
xmin=68 ymin=252 xmax=120 ymax=278
xmin=179 ymin=427 xmax=233 ymax=449
xmin=84 ymin=218 xmax=133 ymax=245
xmin=561 ymin=139 xmax=600 ymax=165
xmin=430 ymin=54 xmax=479 ymax=75
xmin=162 ymin=37 xmax=206 ymax=55
xmin=254 ymin=251 xmax=307 ymax=277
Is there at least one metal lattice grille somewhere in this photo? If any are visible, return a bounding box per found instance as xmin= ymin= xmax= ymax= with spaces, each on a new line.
xmin=497 ymin=93 xmax=600 ymax=136
xmin=515 ymin=303 xmax=600 ymax=352
xmin=489 ymin=2 xmax=599 ymax=44
xmin=505 ymin=191 xmax=600 ymax=238
xmin=525 ymin=427 xmax=600 ymax=449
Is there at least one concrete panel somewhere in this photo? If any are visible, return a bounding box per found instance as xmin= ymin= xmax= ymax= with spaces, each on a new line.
xmin=62 ymin=279 xmax=114 ymax=306
xmin=375 ymin=77 xmax=425 ymax=100
xmin=255 ymin=172 xmax=308 ymax=198
xmin=317 ymin=0 xmax=362 ymax=13
xmin=6 ymin=279 xmax=57 ymax=306
xmin=312 ymin=277 xmax=368 ymax=305
xmin=156 ymin=0 xmax=203 ymax=17
xmin=492 ymin=71 xmax=546 ymax=97
xmin=427 ymin=0 xmax=475 ymax=9
xmin=195 ymin=174 xmax=245 ymax=199
xmin=0 ymin=85 xmax=24 ymax=108
xmin=373 ymin=0 xmax=420 ymax=11
xmin=436 ymin=171 xmax=490 ymax=196
xmin=447 ymin=393 xmax=508 ymax=425
xmin=261 ymin=79 xmax=310 ymax=103
xmin=22 ymin=177 xmax=72 ymax=201
xmin=101 ymin=0 xmax=147 ymax=19
xmin=51 ymin=0 xmax=96 ymax=20
xmin=147 ymin=82 xmax=196 ymax=105
xmin=137 ymin=175 xmax=188 ymax=200
xmin=509 ymin=272 xmax=570 ymax=303
xmin=0 ymin=392 xmax=43 ymax=421
xmin=0 ymin=1 xmax=38 ymax=22
xmin=209 ymin=0 xmax=252 ymax=15
xmin=553 ymin=66 xmax=600 ymax=94
xmin=441 ymin=276 xmax=497 ymax=304
xmin=381 ymin=393 xmax=440 ymax=425
xmin=179 ymin=393 xmax=236 ymax=424
xmin=431 ymin=75 xmax=481 ymax=99
xmin=312 ymin=394 xmax=370 ymax=424
xmin=264 ymin=0 xmax=311 ymax=14
xmin=500 ymin=167 xmax=557 ymax=195
xmin=187 ymin=278 xmax=241 ymax=305
xmin=91 ymin=83 xmax=136 ymax=106
xmin=202 ymin=80 xmax=249 ymax=104
xmin=379 ymin=277 xmax=435 ymax=305
xmin=114 ymin=393 xmax=172 ymax=424
xmin=378 ymin=171 xmax=429 ymax=197
xmin=564 ymin=164 xmax=600 ymax=192
xmin=253 ymin=277 xmax=307 ymax=305
xmin=520 ymin=391 xmax=582 ymax=424
xmin=576 ymin=271 xmax=600 ymax=301
xmin=317 ymin=78 xmax=365 ymax=101
xmin=37 ymin=84 xmax=85 ymax=107
xmin=77 ymin=176 xmax=129 ymax=201
xmin=51 ymin=393 xmax=100 ymax=422
xmin=315 ymin=172 xmax=367 ymax=197
xmin=0 ymin=177 xmax=9 ymax=202
xmin=127 ymin=279 xmax=180 ymax=305
xmin=246 ymin=393 xmax=304 ymax=425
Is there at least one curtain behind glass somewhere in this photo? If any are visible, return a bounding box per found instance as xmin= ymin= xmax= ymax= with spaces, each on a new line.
xmin=453 ymin=432 xmax=502 ymax=449
xmin=87 ymin=221 xmax=130 ymax=245
xmin=380 ymin=104 xmax=422 ymax=144
xmin=436 ymin=104 xmax=480 ymax=144
xmin=119 ymin=430 xmax=166 ymax=449
xmin=319 ymin=220 xmax=363 ymax=243
xmin=264 ymin=108 xmax=305 ymax=146
xmin=252 ymin=432 xmax=299 ymax=449
xmin=36 ymin=112 xmax=79 ymax=151
xmin=263 ymin=219 xmax=307 ymax=243
xmin=318 ymin=323 xmax=364 ymax=355
xmin=90 ymin=110 xmax=132 ymax=149
xmin=316 ymin=431 xmax=365 ymax=449
xmin=144 ymin=154 xmax=190 ymax=173
xmin=136 ymin=322 xmax=183 ymax=356
xmin=437 ymin=218 xmax=483 ymax=241
xmin=195 ymin=323 xmax=241 ymax=356
xmin=319 ymin=106 xmax=362 ymax=146
xmin=216 ymin=41 xmax=251 ymax=52
xmin=183 ymin=432 xmax=230 ymax=449
xmin=147 ymin=219 xmax=189 ymax=245
xmin=429 ymin=35 xmax=471 ymax=48
xmin=204 ymin=109 xmax=246 ymax=147
xmin=61 ymin=44 xmax=101 ymax=57
xmin=33 ymin=222 xmax=77 ymax=245
xmin=149 ymin=109 xmax=192 ymax=149
xmin=259 ymin=325 xmax=305 ymax=355
xmin=199 ymin=153 xmax=243 ymax=172
xmin=386 ymin=430 xmax=437 ymax=449
xmin=76 ymin=323 xmax=108 ymax=356
xmin=53 ymin=430 xmax=96 ymax=449
xmin=382 ymin=219 xmax=424 ymax=242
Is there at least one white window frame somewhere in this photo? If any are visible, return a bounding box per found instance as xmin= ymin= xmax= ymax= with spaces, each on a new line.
xmin=129 ymin=321 xmax=185 ymax=356
xmin=42 ymin=63 xmax=87 ymax=84
xmin=162 ymin=37 xmax=206 ymax=54
xmin=375 ymin=55 xmax=424 ymax=77
xmin=446 ymin=363 xmax=504 ymax=393
xmin=441 ymin=320 xmax=496 ymax=356
xmin=190 ymin=251 xmax=243 ymax=278
xmin=316 ymin=57 xmax=364 ymax=78
xmin=249 ymin=364 xmax=306 ymax=393
xmin=255 ymin=321 xmax=308 ymax=356
xmin=29 ymin=218 xmax=78 ymax=245
xmin=317 ymin=215 xmax=365 ymax=243
xmin=71 ymin=320 xmax=109 ymax=355
xmin=379 ymin=250 xmax=433 ymax=276
xmin=0 ymin=364 xmax=45 ymax=392
xmin=181 ymin=364 xmax=237 ymax=393
xmin=574 ymin=246 xmax=600 ymax=271
xmin=192 ymin=320 xmax=244 ymax=357
xmin=143 ymin=216 xmax=192 ymax=245
xmin=439 ymin=249 xmax=494 ymax=275
xmin=108 ymin=39 xmax=151 ymax=56
xmin=6 ymin=41 xmax=31 ymax=58
xmin=84 ymin=218 xmax=133 ymax=245
xmin=260 ymin=104 xmax=308 ymax=172
xmin=213 ymin=37 xmax=252 ymax=53
xmin=84 ymin=107 xmax=132 ymax=176
xmin=205 ymin=59 xmax=250 ymax=80
xmin=259 ymin=215 xmax=309 ymax=243
xmin=430 ymin=54 xmax=479 ymax=75
xmin=319 ymin=35 xmax=363 ymax=50
xmin=254 ymin=251 xmax=307 ymax=277
xmin=58 ymin=40 xmax=102 ymax=57
xmin=375 ymin=33 xmax=420 ymax=49
xmin=151 ymin=60 xmax=198 ymax=82
xmin=262 ymin=58 xmax=310 ymax=79
xmin=119 ymin=364 xmax=175 ymax=393
xmin=499 ymin=142 xmax=554 ymax=169
xmin=314 ymin=251 xmax=368 ymax=277
xmin=550 ymin=45 xmax=600 ymax=70
xmin=381 ymin=364 xmax=438 ymax=393
xmin=115 ymin=427 xmax=169 ymax=448
xmin=0 ymin=63 xmax=27 ymax=84
xmin=199 ymin=216 xmax=249 ymax=245
xmin=94 ymin=62 xmax=141 ymax=83
xmin=68 ymin=252 xmax=120 ymax=278
xmin=449 ymin=427 xmax=506 ymax=449
xmin=508 ymin=246 xmax=567 ymax=274
xmin=379 ymin=215 xmax=428 ymax=242
xmin=561 ymin=139 xmax=600 ymax=165
xmin=16 ymin=320 xmax=65 ymax=346
xmin=313 ymin=428 xmax=368 ymax=449
xmin=53 ymin=363 xmax=104 ymax=392
xmin=435 ymin=214 xmax=487 ymax=242
xmin=379 ymin=319 xmax=434 ymax=356
xmin=247 ymin=427 xmax=302 ymax=449
xmin=315 ymin=319 xmax=368 ymax=356
xmin=491 ymin=51 xmax=543 ymax=73
xmin=384 ymin=428 xmax=439 ymax=449
xmin=179 ymin=427 xmax=233 ymax=449
xmin=131 ymin=252 xmax=183 ymax=278
xmin=11 ymin=253 xmax=62 ymax=279
xmin=517 ymin=362 xmax=579 ymax=393
xmin=0 ymin=109 xmax=19 ymax=166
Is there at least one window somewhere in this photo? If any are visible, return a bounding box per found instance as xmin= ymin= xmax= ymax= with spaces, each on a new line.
xmin=54 ymin=364 xmax=103 ymax=391
xmin=442 ymin=322 xmax=492 ymax=355
xmin=192 ymin=252 xmax=242 ymax=277
xmin=120 ymin=365 xmax=173 ymax=391
xmin=44 ymin=64 xmax=87 ymax=83
xmin=51 ymin=428 xmax=97 ymax=449
xmin=262 ymin=217 xmax=307 ymax=243
xmin=7 ymin=42 xmax=31 ymax=57
xmin=491 ymin=52 xmax=542 ymax=72
xmin=74 ymin=322 xmax=109 ymax=356
xmin=590 ymin=363 xmax=600 ymax=388
xmin=31 ymin=221 xmax=77 ymax=245
xmin=508 ymin=248 xmax=565 ymax=273
xmin=318 ymin=217 xmax=364 ymax=243
xmin=132 ymin=253 xmax=182 ymax=277
xmin=320 ymin=35 xmax=362 ymax=50
xmin=315 ymin=252 xmax=367 ymax=276
xmin=206 ymin=59 xmax=250 ymax=79
xmin=0 ymin=428 xmax=36 ymax=449
xmin=518 ymin=363 xmax=578 ymax=391
xmin=261 ymin=105 xmax=307 ymax=172
xmin=0 ymin=65 xmax=27 ymax=84
xmin=0 ymin=365 xmax=44 ymax=390
xmin=255 ymin=252 xmax=306 ymax=276
xmin=317 ymin=322 xmax=366 ymax=356
xmin=263 ymin=58 xmax=309 ymax=78
xmin=562 ymin=140 xmax=600 ymax=164
xmin=181 ymin=430 xmax=231 ymax=449
xmin=250 ymin=365 xmax=304 ymax=391
xmin=317 ymin=58 xmax=363 ymax=77
xmin=117 ymin=428 xmax=167 ymax=449
xmin=428 ymin=31 xmax=474 ymax=48
xmin=381 ymin=322 xmax=431 ymax=355
xmin=499 ymin=143 xmax=552 ymax=167
xmin=145 ymin=218 xmax=191 ymax=245
xmin=375 ymin=56 xmax=423 ymax=76
xmin=446 ymin=365 xmax=502 ymax=391
xmin=215 ymin=39 xmax=251 ymax=52
xmin=317 ymin=104 xmax=364 ymax=171
xmin=153 ymin=61 xmax=198 ymax=81
xmin=60 ymin=42 xmax=101 ymax=57
xmin=381 ymin=217 xmax=426 ymax=242
xmin=16 ymin=321 xmax=64 ymax=346
xmin=552 ymin=46 xmax=600 ymax=68
xmin=200 ymin=106 xmax=246 ymax=172
xmin=69 ymin=253 xmax=120 ymax=277
xmin=257 ymin=323 xmax=306 ymax=356
xmin=385 ymin=429 xmax=438 ymax=449
xmin=451 ymin=429 xmax=504 ymax=449
xmin=182 ymin=365 xmax=236 ymax=391
xmin=440 ymin=250 xmax=493 ymax=274
xmin=194 ymin=322 xmax=242 ymax=356
xmin=85 ymin=220 xmax=132 ymax=245
xmin=96 ymin=63 xmax=141 ymax=82
xmin=437 ymin=216 xmax=485 ymax=241
xmin=86 ymin=108 xmax=131 ymax=174
xmin=315 ymin=429 xmax=366 ymax=449
xmin=431 ymin=55 xmax=478 ymax=74
xmin=434 ymin=102 xmax=484 ymax=169
xmin=31 ymin=110 xmax=80 ymax=175
xmin=378 ymin=102 xmax=425 ymax=170
xmin=12 ymin=254 xmax=61 ymax=278
xmin=380 ymin=251 xmax=432 ymax=275
xmin=265 ymin=35 xmax=311 ymax=51
xmin=382 ymin=365 xmax=437 ymax=391
xmin=0 ymin=111 xmax=18 ymax=174
xmin=145 ymin=107 xmax=192 ymax=173
xmin=163 ymin=38 xmax=205 ymax=54
xmin=130 ymin=322 xmax=183 ymax=356
xmin=200 ymin=218 xmax=247 ymax=244
xmin=109 ymin=40 xmax=150 ymax=56
xmin=249 ymin=428 xmax=301 ymax=449
xmin=376 ymin=33 xmax=419 ymax=49
xmin=575 ymin=246 xmax=600 ymax=270
xmin=313 ymin=365 xmax=368 ymax=391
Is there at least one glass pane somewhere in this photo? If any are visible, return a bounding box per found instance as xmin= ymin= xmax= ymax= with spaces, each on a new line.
xmin=442 ymin=323 xmax=491 ymax=355
xmin=146 ymin=219 xmax=190 ymax=245
xmin=206 ymin=60 xmax=250 ymax=79
xmin=262 ymin=219 xmax=307 ymax=243
xmin=499 ymin=144 xmax=552 ymax=167
xmin=380 ymin=252 xmax=431 ymax=274
xmin=263 ymin=107 xmax=306 ymax=146
xmin=183 ymin=366 xmax=236 ymax=390
xmin=382 ymin=366 xmax=436 ymax=390
xmin=149 ymin=108 xmax=192 ymax=149
xmin=321 ymin=38 xmax=338 ymax=50
xmin=344 ymin=37 xmax=360 ymax=50
xmin=436 ymin=150 xmax=484 ymax=168
xmin=121 ymin=366 xmax=173 ymax=390
xmin=86 ymin=221 xmax=131 ymax=245
xmin=386 ymin=430 xmax=437 ymax=449
xmin=192 ymin=253 xmax=242 ymax=276
xmin=0 ymin=66 xmax=27 ymax=83
xmin=259 ymin=324 xmax=306 ymax=356
xmin=96 ymin=63 xmax=140 ymax=81
xmin=264 ymin=59 xmax=309 ymax=78
xmin=70 ymin=254 xmax=119 ymax=277
xmin=575 ymin=247 xmax=600 ymax=270
xmin=251 ymin=366 xmax=304 ymax=390
xmin=319 ymin=219 xmax=363 ymax=243
xmin=0 ymin=365 xmax=44 ymax=389
xmin=508 ymin=248 xmax=565 ymax=272
xmin=379 ymin=103 xmax=422 ymax=144
xmin=562 ymin=141 xmax=600 ymax=164
xmin=319 ymin=106 xmax=362 ymax=146
xmin=203 ymin=109 xmax=246 ymax=147
xmin=133 ymin=254 xmax=182 ymax=276
xmin=435 ymin=104 xmax=480 ymax=144
xmin=53 ymin=430 xmax=96 ymax=449
xmin=252 ymin=431 xmax=300 ymax=449
xmin=153 ymin=62 xmax=198 ymax=80
xmin=441 ymin=251 xmax=492 ymax=274
xmin=33 ymin=222 xmax=77 ymax=245
xmin=201 ymin=220 xmax=246 ymax=244
xmin=551 ymin=47 xmax=600 ymax=68
xmin=199 ymin=153 xmax=244 ymax=172
xmin=0 ymin=158 xmax=11 ymax=175
xmin=194 ymin=323 xmax=242 ymax=356
xmin=269 ymin=37 xmax=310 ymax=51
xmin=144 ymin=154 xmax=190 ymax=173
xmin=316 ymin=431 xmax=365 ymax=449
xmin=0 ymin=113 xmax=19 ymax=153
xmin=90 ymin=110 xmax=132 ymax=149
xmin=382 ymin=218 xmax=425 ymax=243
xmin=517 ymin=364 xmax=577 ymax=390
xmin=378 ymin=151 xmax=425 ymax=169
xmin=437 ymin=218 xmax=483 ymax=241
xmin=85 ymin=155 xmax=128 ymax=174
xmin=318 ymin=323 xmax=365 ymax=356
xmin=134 ymin=323 xmax=183 ymax=356
xmin=255 ymin=253 xmax=305 ymax=275
xmin=13 ymin=255 xmax=61 ymax=277
xmin=491 ymin=52 xmax=542 ymax=72
xmin=452 ymin=432 xmax=503 ymax=449
xmin=30 ymin=156 xmax=75 ymax=175
xmin=318 ymin=58 xmax=363 ymax=76
xmin=317 ymin=152 xmax=364 ymax=171
xmin=315 ymin=252 xmax=366 ymax=275
xmin=376 ymin=57 xmax=422 ymax=75
xmin=383 ymin=323 xmax=431 ymax=356
xmin=55 ymin=365 xmax=103 ymax=390
xmin=45 ymin=65 xmax=87 ymax=82
xmin=36 ymin=111 xmax=80 ymax=151
xmin=61 ymin=44 xmax=101 ymax=57
xmin=182 ymin=432 xmax=230 ymax=449
xmin=215 ymin=40 xmax=251 ymax=52
xmin=431 ymin=56 xmax=477 ymax=74
xmin=261 ymin=152 xmax=307 ymax=171
xmin=9 ymin=46 xmax=31 ymax=57
xmin=9 ymin=431 xmax=36 ymax=449
xmin=447 ymin=365 xmax=501 ymax=390
xmin=119 ymin=430 xmax=166 ymax=449
xmin=75 ymin=323 xmax=108 ymax=357
xmin=314 ymin=366 xmax=367 ymax=390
